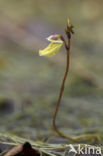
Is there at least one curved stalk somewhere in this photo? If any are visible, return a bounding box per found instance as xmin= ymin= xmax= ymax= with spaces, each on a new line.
xmin=52 ymin=38 xmax=100 ymax=143
xmin=52 ymin=38 xmax=75 ymax=141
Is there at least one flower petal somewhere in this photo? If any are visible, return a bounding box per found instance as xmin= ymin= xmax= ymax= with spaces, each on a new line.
xmin=39 ymin=42 xmax=63 ymax=57
xmin=46 ymin=34 xmax=63 ymax=43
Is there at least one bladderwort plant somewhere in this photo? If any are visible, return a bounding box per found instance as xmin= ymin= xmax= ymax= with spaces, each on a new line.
xmin=39 ymin=19 xmax=100 ymax=143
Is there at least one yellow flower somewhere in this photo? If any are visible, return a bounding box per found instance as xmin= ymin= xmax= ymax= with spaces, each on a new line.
xmin=39 ymin=35 xmax=63 ymax=57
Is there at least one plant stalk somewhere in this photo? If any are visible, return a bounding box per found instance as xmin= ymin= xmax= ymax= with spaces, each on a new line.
xmin=52 ymin=38 xmax=100 ymax=143
xmin=52 ymin=38 xmax=75 ymax=141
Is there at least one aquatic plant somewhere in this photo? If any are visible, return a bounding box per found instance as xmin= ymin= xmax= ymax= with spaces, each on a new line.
xmin=39 ymin=19 xmax=100 ymax=143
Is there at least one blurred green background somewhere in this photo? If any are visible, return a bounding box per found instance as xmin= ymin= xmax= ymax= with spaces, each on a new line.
xmin=0 ymin=0 xmax=103 ymax=141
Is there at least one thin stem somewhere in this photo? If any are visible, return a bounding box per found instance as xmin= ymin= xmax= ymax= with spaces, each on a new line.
xmin=52 ymin=38 xmax=100 ymax=143
xmin=52 ymin=38 xmax=75 ymax=141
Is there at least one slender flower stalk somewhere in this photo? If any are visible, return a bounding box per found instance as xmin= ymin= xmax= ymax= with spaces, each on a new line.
xmin=52 ymin=38 xmax=72 ymax=140
xmin=39 ymin=19 xmax=100 ymax=143
xmin=52 ymin=20 xmax=76 ymax=141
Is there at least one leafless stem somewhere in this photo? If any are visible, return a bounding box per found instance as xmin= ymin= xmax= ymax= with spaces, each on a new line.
xmin=52 ymin=37 xmax=76 ymax=141
xmin=52 ymin=34 xmax=100 ymax=143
